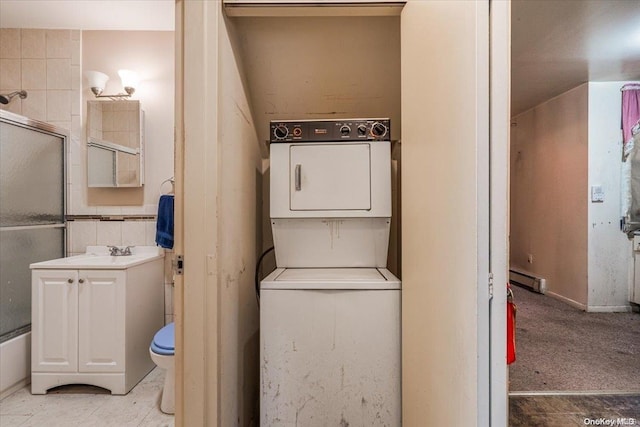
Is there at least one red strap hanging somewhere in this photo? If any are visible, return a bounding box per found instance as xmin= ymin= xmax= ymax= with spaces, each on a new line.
xmin=507 ymin=284 xmax=517 ymax=365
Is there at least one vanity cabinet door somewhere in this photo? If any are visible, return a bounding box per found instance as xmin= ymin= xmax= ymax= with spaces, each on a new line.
xmin=77 ymin=270 xmax=126 ymax=373
xmin=32 ymin=270 xmax=79 ymax=373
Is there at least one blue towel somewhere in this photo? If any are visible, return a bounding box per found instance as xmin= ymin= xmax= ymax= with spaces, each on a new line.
xmin=156 ymin=195 xmax=174 ymax=249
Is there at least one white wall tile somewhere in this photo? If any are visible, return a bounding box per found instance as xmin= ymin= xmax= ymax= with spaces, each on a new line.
xmin=96 ymin=221 xmax=122 ymax=246
xmin=70 ymin=40 xmax=80 ymax=66
xmin=71 ymin=114 xmax=81 ymax=138
xmin=46 ymin=90 xmax=71 ymax=121
xmin=0 ymin=29 xmax=21 ymax=59
xmin=71 ymin=65 xmax=80 ymax=90
xmin=122 ymin=221 xmax=147 ymax=246
xmin=70 ymin=189 xmax=96 ymax=215
xmin=71 ymin=90 xmax=81 ymax=116
xmin=66 ymin=221 xmax=73 ymax=254
xmin=45 ymin=30 xmax=71 ymax=59
xmin=144 ymin=203 xmax=159 ymax=215
xmin=21 ymin=89 xmax=46 ymax=121
xmin=0 ymin=97 xmax=21 ymax=114
xmin=21 ymin=58 xmax=46 ymax=89
xmin=145 ymin=220 xmax=157 ymax=246
xmin=47 ymin=121 xmax=70 ymax=132
xmin=0 ymin=58 xmax=21 ymax=89
xmin=46 ymin=58 xmax=71 ymax=89
xmin=120 ymin=205 xmax=147 ymax=215
xmin=68 ymin=220 xmax=97 ymax=253
xmin=68 ymin=137 xmax=84 ymax=167
xmin=21 ymin=29 xmax=45 ymax=59
xmin=66 ymin=183 xmax=73 ymax=208
xmin=95 ymin=206 xmax=123 ymax=215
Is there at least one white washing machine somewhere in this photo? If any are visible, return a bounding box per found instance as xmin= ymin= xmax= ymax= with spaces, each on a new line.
xmin=261 ymin=119 xmax=401 ymax=426
xmin=261 ymin=268 xmax=400 ymax=426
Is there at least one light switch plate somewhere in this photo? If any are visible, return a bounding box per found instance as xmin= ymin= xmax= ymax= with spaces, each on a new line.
xmin=591 ymin=185 xmax=604 ymax=203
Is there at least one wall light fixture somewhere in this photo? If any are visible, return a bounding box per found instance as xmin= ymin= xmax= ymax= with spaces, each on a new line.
xmin=85 ymin=69 xmax=139 ymax=99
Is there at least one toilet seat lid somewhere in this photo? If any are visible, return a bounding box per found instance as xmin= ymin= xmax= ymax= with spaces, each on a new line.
xmin=151 ymin=322 xmax=174 ymax=355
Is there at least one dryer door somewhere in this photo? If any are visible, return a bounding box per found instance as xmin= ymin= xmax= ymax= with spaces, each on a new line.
xmin=289 ymin=143 xmax=371 ymax=211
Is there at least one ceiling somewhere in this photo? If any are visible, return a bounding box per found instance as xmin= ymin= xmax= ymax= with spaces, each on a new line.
xmin=511 ymin=0 xmax=640 ymax=116
xmin=0 ymin=0 xmax=174 ymax=31
xmin=1 ymin=0 xmax=638 ymax=117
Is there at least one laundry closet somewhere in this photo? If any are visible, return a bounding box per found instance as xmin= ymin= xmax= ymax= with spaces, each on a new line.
xmin=175 ymin=0 xmax=506 ymax=426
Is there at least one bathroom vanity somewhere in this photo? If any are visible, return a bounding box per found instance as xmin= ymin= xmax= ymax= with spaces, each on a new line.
xmin=30 ymin=246 xmax=164 ymax=395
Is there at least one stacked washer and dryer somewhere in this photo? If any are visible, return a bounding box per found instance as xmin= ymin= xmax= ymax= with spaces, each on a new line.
xmin=260 ymin=118 xmax=401 ymax=426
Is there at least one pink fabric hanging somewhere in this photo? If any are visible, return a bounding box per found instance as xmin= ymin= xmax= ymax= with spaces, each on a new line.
xmin=622 ymin=83 xmax=640 ymax=156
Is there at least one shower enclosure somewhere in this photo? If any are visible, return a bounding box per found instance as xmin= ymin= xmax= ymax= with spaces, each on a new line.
xmin=0 ymin=110 xmax=66 ymax=345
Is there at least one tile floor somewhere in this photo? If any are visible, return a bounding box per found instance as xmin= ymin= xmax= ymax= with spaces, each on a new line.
xmin=0 ymin=368 xmax=174 ymax=427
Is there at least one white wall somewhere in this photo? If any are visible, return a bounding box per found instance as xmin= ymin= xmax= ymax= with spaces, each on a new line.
xmin=511 ymin=82 xmax=634 ymax=311
xmin=233 ymin=16 xmax=401 ymax=149
xmin=587 ymin=81 xmax=633 ymax=311
xmin=401 ymin=0 xmax=485 ymax=423
xmin=79 ymin=30 xmax=174 ymax=215
xmin=510 ymin=84 xmax=589 ymax=307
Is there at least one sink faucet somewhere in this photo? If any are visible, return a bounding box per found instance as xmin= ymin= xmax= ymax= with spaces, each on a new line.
xmin=107 ymin=245 xmax=134 ymax=256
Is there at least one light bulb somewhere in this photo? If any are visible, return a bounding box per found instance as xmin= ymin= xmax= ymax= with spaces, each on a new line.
xmin=85 ymin=70 xmax=109 ymax=96
xmin=118 ymin=69 xmax=139 ymax=95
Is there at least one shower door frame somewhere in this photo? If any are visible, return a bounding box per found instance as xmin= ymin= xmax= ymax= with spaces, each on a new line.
xmin=0 ymin=109 xmax=68 ymax=342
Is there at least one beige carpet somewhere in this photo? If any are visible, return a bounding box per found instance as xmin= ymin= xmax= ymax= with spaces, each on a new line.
xmin=508 ymin=285 xmax=640 ymax=392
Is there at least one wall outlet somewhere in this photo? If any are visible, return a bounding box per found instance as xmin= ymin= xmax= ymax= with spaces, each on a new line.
xmin=591 ymin=185 xmax=605 ymax=203
xmin=527 ymin=254 xmax=533 ymax=263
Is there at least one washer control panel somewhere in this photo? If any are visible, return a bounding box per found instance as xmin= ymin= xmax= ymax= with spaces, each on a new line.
xmin=270 ymin=119 xmax=390 ymax=143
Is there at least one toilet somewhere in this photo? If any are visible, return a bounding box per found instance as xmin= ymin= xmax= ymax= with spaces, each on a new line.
xmin=149 ymin=322 xmax=175 ymax=414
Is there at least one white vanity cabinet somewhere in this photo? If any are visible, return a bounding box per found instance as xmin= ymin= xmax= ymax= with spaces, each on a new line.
xmin=30 ymin=247 xmax=164 ymax=395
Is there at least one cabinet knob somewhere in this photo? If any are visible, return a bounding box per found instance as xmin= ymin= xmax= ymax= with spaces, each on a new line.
xmin=78 ymin=279 xmax=85 ymax=284
xmin=67 ymin=278 xmax=74 ymax=284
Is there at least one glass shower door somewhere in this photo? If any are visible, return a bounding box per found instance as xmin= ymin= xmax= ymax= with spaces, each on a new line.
xmin=0 ymin=115 xmax=66 ymax=342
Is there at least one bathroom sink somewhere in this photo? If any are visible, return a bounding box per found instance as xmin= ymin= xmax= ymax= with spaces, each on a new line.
xmin=30 ymin=246 xmax=164 ymax=269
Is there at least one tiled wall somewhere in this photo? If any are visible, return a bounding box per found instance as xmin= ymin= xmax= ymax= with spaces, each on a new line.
xmin=1 ymin=28 xmax=173 ymax=324
xmin=0 ymin=29 xmax=81 ymax=135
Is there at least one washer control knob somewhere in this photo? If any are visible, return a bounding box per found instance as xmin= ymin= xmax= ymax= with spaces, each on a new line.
xmin=274 ymin=125 xmax=289 ymax=140
xmin=371 ymin=122 xmax=388 ymax=138
xmin=357 ymin=125 xmax=367 ymax=136
xmin=340 ymin=125 xmax=351 ymax=136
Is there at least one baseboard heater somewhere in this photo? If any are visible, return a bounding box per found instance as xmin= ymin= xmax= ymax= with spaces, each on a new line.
xmin=509 ymin=269 xmax=546 ymax=294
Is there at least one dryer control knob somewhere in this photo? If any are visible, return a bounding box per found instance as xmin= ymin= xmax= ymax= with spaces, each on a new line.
xmin=340 ymin=125 xmax=351 ymax=136
xmin=274 ymin=125 xmax=289 ymax=139
xmin=371 ymin=122 xmax=388 ymax=138
xmin=357 ymin=125 xmax=367 ymax=136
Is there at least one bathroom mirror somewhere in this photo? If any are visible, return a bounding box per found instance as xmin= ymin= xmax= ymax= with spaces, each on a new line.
xmin=86 ymin=100 xmax=144 ymax=187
